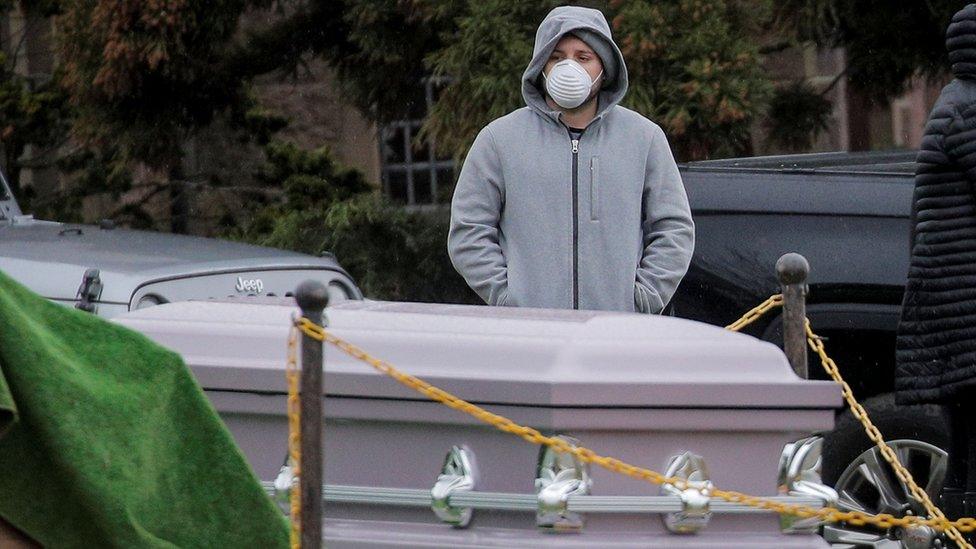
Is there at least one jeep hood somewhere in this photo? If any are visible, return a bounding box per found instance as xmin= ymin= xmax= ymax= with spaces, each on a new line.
xmin=0 ymin=220 xmax=353 ymax=306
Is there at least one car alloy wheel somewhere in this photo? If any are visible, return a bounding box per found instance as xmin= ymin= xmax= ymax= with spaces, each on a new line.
xmin=822 ymin=439 xmax=948 ymax=549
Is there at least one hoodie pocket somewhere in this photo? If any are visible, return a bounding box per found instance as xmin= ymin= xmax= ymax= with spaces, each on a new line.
xmin=589 ymin=156 xmax=600 ymax=221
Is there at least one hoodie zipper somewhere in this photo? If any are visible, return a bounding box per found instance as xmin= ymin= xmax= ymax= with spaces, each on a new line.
xmin=569 ymin=130 xmax=582 ymax=310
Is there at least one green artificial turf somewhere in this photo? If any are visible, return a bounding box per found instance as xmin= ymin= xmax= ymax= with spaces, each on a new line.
xmin=0 ymin=271 xmax=288 ymax=548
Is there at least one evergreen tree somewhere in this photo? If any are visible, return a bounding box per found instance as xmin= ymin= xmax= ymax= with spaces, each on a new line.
xmin=417 ymin=0 xmax=775 ymax=160
xmin=612 ymin=0 xmax=773 ymax=159
xmin=56 ymin=0 xmax=255 ymax=231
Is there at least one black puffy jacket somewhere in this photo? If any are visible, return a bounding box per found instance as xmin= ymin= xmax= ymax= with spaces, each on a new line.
xmin=896 ymin=4 xmax=976 ymax=404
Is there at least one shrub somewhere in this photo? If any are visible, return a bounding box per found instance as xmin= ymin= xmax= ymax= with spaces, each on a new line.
xmin=230 ymin=143 xmax=479 ymax=304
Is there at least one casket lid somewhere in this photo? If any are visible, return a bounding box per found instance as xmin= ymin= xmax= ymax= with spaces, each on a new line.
xmin=116 ymin=298 xmax=841 ymax=410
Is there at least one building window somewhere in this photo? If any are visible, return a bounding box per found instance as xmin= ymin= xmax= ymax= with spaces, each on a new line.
xmin=380 ymin=77 xmax=456 ymax=207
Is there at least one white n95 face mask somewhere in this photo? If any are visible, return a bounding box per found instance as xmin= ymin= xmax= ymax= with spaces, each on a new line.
xmin=543 ymin=59 xmax=603 ymax=109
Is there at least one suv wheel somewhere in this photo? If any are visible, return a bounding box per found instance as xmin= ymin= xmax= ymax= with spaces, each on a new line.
xmin=820 ymin=393 xmax=951 ymax=548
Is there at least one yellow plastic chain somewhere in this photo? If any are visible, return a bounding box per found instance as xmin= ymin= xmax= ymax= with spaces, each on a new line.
xmin=286 ymin=297 xmax=975 ymax=548
xmin=728 ymin=296 xmax=969 ymax=549
xmin=286 ymin=327 xmax=301 ymax=549
xmin=724 ymin=294 xmax=784 ymax=331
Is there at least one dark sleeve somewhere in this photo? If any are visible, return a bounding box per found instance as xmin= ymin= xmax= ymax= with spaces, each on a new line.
xmin=944 ymin=103 xmax=976 ymax=181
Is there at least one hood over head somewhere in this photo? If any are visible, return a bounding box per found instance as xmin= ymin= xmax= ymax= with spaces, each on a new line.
xmin=947 ymin=4 xmax=976 ymax=78
xmin=521 ymin=6 xmax=628 ymax=124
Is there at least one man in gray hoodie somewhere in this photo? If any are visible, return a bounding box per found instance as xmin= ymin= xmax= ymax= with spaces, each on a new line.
xmin=448 ymin=6 xmax=694 ymax=314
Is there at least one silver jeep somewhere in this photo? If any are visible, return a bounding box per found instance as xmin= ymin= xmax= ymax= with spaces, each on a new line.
xmin=0 ymin=168 xmax=362 ymax=316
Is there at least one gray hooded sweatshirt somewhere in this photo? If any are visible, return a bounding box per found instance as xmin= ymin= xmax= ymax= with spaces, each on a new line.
xmin=448 ymin=6 xmax=695 ymax=314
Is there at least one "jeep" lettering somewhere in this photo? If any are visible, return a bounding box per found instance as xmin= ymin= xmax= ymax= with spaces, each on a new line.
xmin=235 ymin=277 xmax=264 ymax=294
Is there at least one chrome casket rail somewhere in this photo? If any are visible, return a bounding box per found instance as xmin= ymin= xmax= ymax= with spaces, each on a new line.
xmin=261 ymin=482 xmax=825 ymax=514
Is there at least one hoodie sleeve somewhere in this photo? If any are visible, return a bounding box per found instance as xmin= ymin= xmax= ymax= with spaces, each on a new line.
xmin=448 ymin=127 xmax=511 ymax=306
xmin=634 ymin=125 xmax=695 ymax=314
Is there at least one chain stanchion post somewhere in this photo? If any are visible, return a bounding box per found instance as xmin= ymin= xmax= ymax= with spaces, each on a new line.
xmin=775 ymin=253 xmax=810 ymax=379
xmin=295 ymin=280 xmax=330 ymax=549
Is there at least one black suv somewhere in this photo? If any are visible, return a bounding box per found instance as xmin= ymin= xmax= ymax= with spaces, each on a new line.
xmin=676 ymin=150 xmax=947 ymax=546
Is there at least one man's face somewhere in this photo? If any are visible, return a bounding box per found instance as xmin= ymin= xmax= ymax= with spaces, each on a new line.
xmin=545 ymin=34 xmax=603 ymax=86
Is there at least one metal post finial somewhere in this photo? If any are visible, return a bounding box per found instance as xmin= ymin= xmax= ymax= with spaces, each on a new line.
xmin=775 ymin=253 xmax=810 ymax=379
xmin=296 ymin=280 xmax=330 ymax=321
xmin=775 ymin=253 xmax=810 ymax=286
